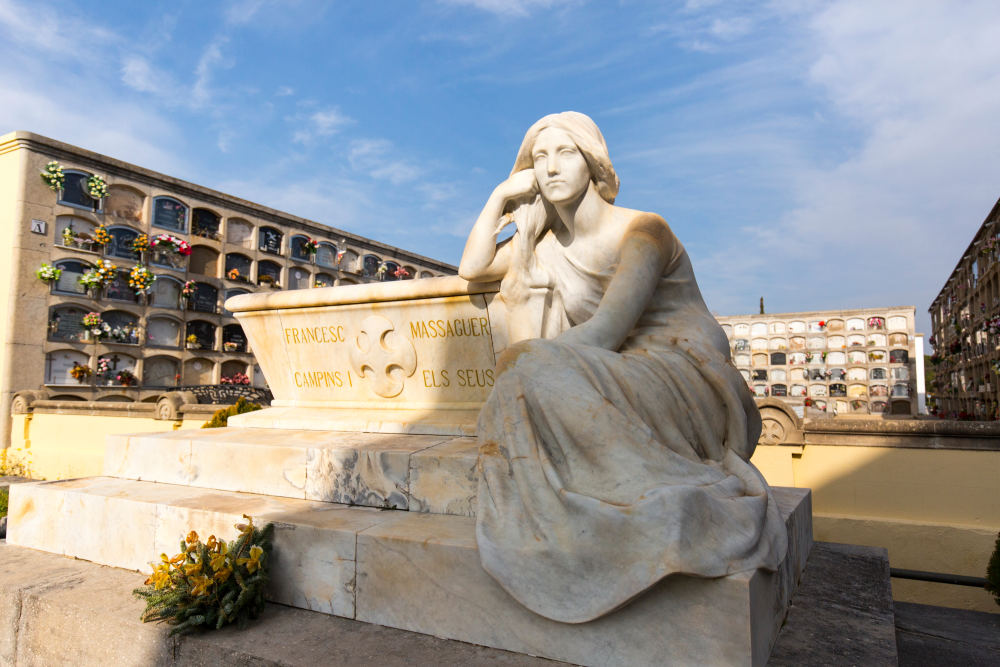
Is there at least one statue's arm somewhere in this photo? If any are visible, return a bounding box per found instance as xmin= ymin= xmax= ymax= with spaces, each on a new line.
xmin=555 ymin=213 xmax=674 ymax=351
xmin=459 ymin=170 xmax=537 ymax=282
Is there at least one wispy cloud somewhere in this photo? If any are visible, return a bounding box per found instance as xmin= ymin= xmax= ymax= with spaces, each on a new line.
xmin=438 ymin=0 xmax=576 ymax=18
xmin=290 ymin=107 xmax=354 ymax=144
xmin=192 ymin=38 xmax=231 ymax=108
xmin=348 ymin=139 xmax=422 ymax=184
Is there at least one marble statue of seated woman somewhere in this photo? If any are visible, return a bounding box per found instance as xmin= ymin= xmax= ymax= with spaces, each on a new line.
xmin=459 ymin=112 xmax=788 ymax=624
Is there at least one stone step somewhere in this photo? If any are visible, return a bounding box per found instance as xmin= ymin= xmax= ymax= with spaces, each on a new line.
xmin=230 ymin=406 xmax=480 ymax=437
xmin=6 ymin=478 xmax=811 ymax=667
xmin=103 ymin=427 xmax=479 ymax=516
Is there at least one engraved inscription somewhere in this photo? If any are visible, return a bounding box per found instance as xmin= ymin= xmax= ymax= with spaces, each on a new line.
xmin=409 ymin=317 xmax=490 ymax=339
xmin=285 ymin=326 xmax=346 ymax=344
xmin=349 ymin=315 xmax=417 ymax=398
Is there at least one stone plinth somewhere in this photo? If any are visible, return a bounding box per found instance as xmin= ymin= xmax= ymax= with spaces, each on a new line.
xmin=6 ymin=470 xmax=810 ymax=667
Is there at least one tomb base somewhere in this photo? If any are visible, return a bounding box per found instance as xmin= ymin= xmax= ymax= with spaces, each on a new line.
xmin=6 ymin=428 xmax=812 ymax=667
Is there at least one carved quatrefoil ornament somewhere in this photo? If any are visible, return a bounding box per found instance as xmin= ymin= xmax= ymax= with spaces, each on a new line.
xmin=349 ymin=315 xmax=417 ymax=398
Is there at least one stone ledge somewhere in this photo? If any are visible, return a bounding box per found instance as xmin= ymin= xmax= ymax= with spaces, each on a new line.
xmin=767 ymin=543 xmax=897 ymax=667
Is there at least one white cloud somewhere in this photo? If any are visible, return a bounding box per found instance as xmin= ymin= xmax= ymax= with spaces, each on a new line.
xmin=291 ymin=107 xmax=354 ymax=144
xmin=438 ymin=0 xmax=575 ymax=18
xmin=193 ymin=38 xmax=231 ymax=108
xmin=348 ymin=139 xmax=422 ymax=184
xmin=121 ymin=56 xmax=169 ymax=94
xmin=277 ymin=86 xmax=295 ymax=96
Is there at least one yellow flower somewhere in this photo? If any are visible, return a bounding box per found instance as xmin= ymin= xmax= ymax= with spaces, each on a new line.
xmin=214 ymin=564 xmax=233 ymax=584
xmin=206 ymin=535 xmax=218 ymax=550
xmin=189 ymin=574 xmax=214 ymax=597
xmin=160 ymin=552 xmax=185 ymax=569
xmin=237 ymin=545 xmax=263 ymax=574
xmin=186 ymin=531 xmax=199 ymax=544
xmin=149 ymin=569 xmax=172 ymax=590
xmin=209 ymin=543 xmax=229 ymax=571
xmin=234 ymin=514 xmax=254 ymax=537
xmin=183 ymin=560 xmax=202 ymax=576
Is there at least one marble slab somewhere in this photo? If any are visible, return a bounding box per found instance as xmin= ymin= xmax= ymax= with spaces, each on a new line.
xmin=104 ymin=428 xmax=455 ymax=511
xmin=5 ymin=478 xmax=397 ymax=617
xmin=408 ymin=437 xmax=479 ymax=516
xmin=228 ymin=406 xmax=480 ymax=437
xmin=355 ymin=488 xmax=812 ymax=667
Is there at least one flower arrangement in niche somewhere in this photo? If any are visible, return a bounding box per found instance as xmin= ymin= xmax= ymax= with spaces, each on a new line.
xmin=182 ymin=280 xmax=196 ymax=298
xmin=93 ymin=225 xmax=112 ymax=246
xmin=186 ymin=334 xmax=200 ymax=349
xmin=70 ymin=363 xmax=92 ymax=383
xmin=131 ymin=234 xmax=150 ymax=253
xmin=394 ymin=266 xmax=410 ymax=279
xmin=223 ymin=342 xmax=238 ymax=352
xmin=129 ymin=265 xmax=156 ymax=295
xmin=116 ymin=369 xmax=137 ymax=387
xmin=336 ymin=250 xmax=346 ymax=265
xmin=35 ymin=263 xmax=62 ymax=283
xmin=227 ymin=268 xmax=241 ymax=280
xmin=133 ymin=516 xmax=274 ymax=635
xmin=220 ymin=372 xmax=250 ymax=385
xmin=97 ymin=357 xmax=111 ymax=381
xmin=313 ymin=280 xmax=328 ymax=288
xmin=78 ymin=259 xmax=118 ymax=291
xmin=86 ymin=175 xmax=109 ymax=199
xmin=150 ymin=234 xmax=192 ymax=256
xmin=61 ymin=222 xmax=76 ymax=246
xmin=376 ymin=262 xmax=388 ymax=278
xmin=40 ymin=161 xmax=64 ymax=191
xmin=302 ymin=238 xmax=319 ymax=254
xmin=82 ymin=312 xmax=111 ymax=340
xmin=258 ymin=274 xmax=279 ymax=288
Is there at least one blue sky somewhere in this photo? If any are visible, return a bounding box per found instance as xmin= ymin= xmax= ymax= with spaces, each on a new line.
xmin=2 ymin=0 xmax=1000 ymax=340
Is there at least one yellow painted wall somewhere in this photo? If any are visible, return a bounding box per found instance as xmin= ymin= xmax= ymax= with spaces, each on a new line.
xmin=752 ymin=443 xmax=1000 ymax=613
xmin=11 ymin=413 xmax=207 ymax=480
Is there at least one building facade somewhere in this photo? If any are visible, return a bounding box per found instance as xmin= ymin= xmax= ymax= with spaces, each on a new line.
xmin=928 ymin=196 xmax=1000 ymax=420
xmin=715 ymin=307 xmax=919 ymax=416
xmin=0 ymin=131 xmax=456 ymax=442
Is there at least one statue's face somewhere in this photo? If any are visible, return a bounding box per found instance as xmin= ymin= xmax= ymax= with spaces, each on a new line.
xmin=531 ymin=127 xmax=590 ymax=204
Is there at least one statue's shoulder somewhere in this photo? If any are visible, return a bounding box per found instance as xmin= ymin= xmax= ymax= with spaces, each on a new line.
xmin=622 ymin=210 xmax=676 ymax=251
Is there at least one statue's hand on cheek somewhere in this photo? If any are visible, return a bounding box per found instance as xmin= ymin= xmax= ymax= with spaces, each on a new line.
xmin=495 ymin=169 xmax=539 ymax=205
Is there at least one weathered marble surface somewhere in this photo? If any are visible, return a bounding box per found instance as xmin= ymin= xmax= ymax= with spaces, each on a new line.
xmin=6 ymin=476 xmax=811 ymax=667
xmin=104 ymin=428 xmax=457 ymax=511
xmin=229 ymin=406 xmax=480 ymax=436
xmin=408 ymin=437 xmax=479 ymax=516
xmin=5 ymin=477 xmax=396 ymax=617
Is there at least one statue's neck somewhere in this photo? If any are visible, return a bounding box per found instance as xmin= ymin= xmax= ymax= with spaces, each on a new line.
xmin=553 ymin=182 xmax=610 ymax=241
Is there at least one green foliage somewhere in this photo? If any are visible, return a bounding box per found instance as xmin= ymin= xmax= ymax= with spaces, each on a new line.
xmin=986 ymin=530 xmax=1000 ymax=608
xmin=201 ymin=397 xmax=262 ymax=429
xmin=0 ymin=488 xmax=8 ymax=519
xmin=133 ymin=516 xmax=274 ymax=635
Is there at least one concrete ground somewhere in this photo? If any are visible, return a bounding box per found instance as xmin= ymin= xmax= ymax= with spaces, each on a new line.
xmin=895 ymin=600 xmax=1000 ymax=667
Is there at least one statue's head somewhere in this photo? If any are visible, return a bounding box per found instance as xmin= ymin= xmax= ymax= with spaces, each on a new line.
xmin=511 ymin=112 xmax=619 ymax=205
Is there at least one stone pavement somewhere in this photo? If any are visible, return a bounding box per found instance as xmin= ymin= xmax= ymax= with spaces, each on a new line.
xmin=895 ymin=600 xmax=1000 ymax=667
xmin=0 ymin=538 xmax=898 ymax=667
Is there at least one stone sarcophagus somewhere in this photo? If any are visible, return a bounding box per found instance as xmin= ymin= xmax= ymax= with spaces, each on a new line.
xmin=226 ymin=277 xmax=506 ymax=436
